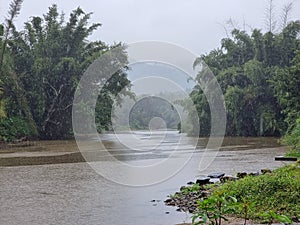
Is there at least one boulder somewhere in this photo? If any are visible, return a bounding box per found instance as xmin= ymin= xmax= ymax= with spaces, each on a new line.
xmin=196 ymin=177 xmax=210 ymax=185
xmin=261 ymin=168 xmax=272 ymax=174
xmin=208 ymin=172 xmax=225 ymax=178
xmin=248 ymin=172 xmax=259 ymax=177
xmin=220 ymin=175 xmax=238 ymax=183
xmin=237 ymin=172 xmax=247 ymax=179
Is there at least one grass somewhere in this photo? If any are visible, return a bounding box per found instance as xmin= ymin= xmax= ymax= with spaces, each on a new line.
xmin=211 ymin=163 xmax=300 ymax=222
xmin=285 ymin=146 xmax=300 ymax=159
xmin=169 ymin=163 xmax=300 ymax=224
xmin=283 ymin=118 xmax=300 ymax=159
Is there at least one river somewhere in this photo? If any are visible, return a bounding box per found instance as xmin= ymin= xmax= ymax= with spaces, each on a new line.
xmin=0 ymin=131 xmax=291 ymax=225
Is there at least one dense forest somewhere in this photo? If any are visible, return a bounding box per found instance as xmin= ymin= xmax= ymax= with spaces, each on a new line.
xmin=188 ymin=20 xmax=300 ymax=138
xmin=1 ymin=0 xmax=300 ymax=148
xmin=0 ymin=1 xmax=130 ymax=141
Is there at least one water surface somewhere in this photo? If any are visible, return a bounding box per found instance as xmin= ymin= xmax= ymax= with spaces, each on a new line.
xmin=0 ymin=132 xmax=290 ymax=225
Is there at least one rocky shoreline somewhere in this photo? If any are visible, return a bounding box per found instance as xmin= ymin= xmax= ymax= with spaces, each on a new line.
xmin=164 ymin=169 xmax=273 ymax=214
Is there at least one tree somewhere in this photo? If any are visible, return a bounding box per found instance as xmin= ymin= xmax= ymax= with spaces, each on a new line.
xmin=10 ymin=5 xmax=131 ymax=139
xmin=188 ymin=16 xmax=300 ymax=137
xmin=272 ymin=50 xmax=300 ymax=131
xmin=0 ymin=0 xmax=38 ymax=141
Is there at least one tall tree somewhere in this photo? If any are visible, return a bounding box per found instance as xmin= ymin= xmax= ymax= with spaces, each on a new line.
xmin=11 ymin=5 xmax=131 ymax=139
xmin=0 ymin=0 xmax=38 ymax=141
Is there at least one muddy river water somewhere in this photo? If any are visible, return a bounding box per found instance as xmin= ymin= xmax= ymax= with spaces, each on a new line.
xmin=0 ymin=131 xmax=292 ymax=225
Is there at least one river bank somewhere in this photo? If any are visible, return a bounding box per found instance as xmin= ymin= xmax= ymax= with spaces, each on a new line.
xmin=165 ymin=163 xmax=300 ymax=224
xmin=0 ymin=136 xmax=295 ymax=225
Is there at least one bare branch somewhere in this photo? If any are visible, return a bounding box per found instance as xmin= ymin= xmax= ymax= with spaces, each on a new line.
xmin=265 ymin=0 xmax=277 ymax=33
xmin=280 ymin=2 xmax=293 ymax=30
xmin=226 ymin=18 xmax=240 ymax=31
xmin=217 ymin=22 xmax=230 ymax=38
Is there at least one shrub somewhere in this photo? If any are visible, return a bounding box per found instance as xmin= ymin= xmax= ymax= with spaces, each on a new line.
xmin=284 ymin=118 xmax=300 ymax=158
xmin=215 ymin=164 xmax=300 ymax=221
xmin=0 ymin=116 xmax=37 ymax=142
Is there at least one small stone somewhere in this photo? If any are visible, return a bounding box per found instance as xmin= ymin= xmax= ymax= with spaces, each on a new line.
xmin=164 ymin=199 xmax=172 ymax=203
xmin=220 ymin=175 xmax=238 ymax=183
xmin=150 ymin=200 xmax=156 ymax=202
xmin=261 ymin=168 xmax=272 ymax=174
xmin=165 ymin=212 xmax=170 ymax=214
xmin=180 ymin=186 xmax=186 ymax=191
xmin=208 ymin=172 xmax=225 ymax=178
xmin=187 ymin=181 xmax=194 ymax=185
xmin=249 ymin=172 xmax=259 ymax=176
xmin=237 ymin=172 xmax=247 ymax=179
xmin=209 ymin=178 xmax=220 ymax=183
xmin=164 ymin=199 xmax=175 ymax=206
xmin=188 ymin=208 xmax=194 ymax=213
xmin=196 ymin=177 xmax=210 ymax=185
xmin=201 ymin=190 xmax=211 ymax=197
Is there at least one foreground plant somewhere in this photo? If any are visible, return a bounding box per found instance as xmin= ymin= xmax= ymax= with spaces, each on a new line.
xmin=259 ymin=210 xmax=294 ymax=225
xmin=192 ymin=190 xmax=237 ymax=225
xmin=235 ymin=197 xmax=255 ymax=225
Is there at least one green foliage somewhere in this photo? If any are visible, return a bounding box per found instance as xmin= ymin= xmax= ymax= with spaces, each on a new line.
xmin=259 ymin=210 xmax=294 ymax=225
xmin=214 ymin=164 xmax=300 ymax=220
xmin=283 ymin=118 xmax=300 ymax=158
xmin=181 ymin=183 xmax=201 ymax=195
xmin=192 ymin=190 xmax=237 ymax=225
xmin=9 ymin=5 xmax=101 ymax=139
xmin=189 ymin=21 xmax=300 ymax=137
xmin=272 ymin=50 xmax=300 ymax=131
xmin=234 ymin=197 xmax=255 ymax=225
xmin=8 ymin=5 xmax=130 ymax=139
xmin=0 ymin=116 xmax=36 ymax=142
xmin=0 ymin=87 xmax=6 ymax=118
xmin=0 ymin=0 xmax=38 ymax=141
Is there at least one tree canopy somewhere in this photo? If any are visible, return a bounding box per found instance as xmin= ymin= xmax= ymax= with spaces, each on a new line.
xmin=0 ymin=3 xmax=131 ymax=140
xmin=189 ymin=21 xmax=300 ymax=137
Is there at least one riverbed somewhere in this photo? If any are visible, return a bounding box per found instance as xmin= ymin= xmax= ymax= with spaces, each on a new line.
xmin=0 ymin=132 xmax=291 ymax=225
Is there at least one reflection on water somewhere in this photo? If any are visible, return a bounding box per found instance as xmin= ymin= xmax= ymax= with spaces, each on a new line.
xmin=0 ymin=132 xmax=290 ymax=225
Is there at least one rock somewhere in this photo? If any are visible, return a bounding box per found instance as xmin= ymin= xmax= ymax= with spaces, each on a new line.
xmin=164 ymin=198 xmax=175 ymax=206
xmin=165 ymin=211 xmax=170 ymax=214
xmin=208 ymin=172 xmax=225 ymax=178
xmin=275 ymin=156 xmax=297 ymax=161
xmin=209 ymin=178 xmax=221 ymax=183
xmin=187 ymin=181 xmax=194 ymax=185
xmin=237 ymin=172 xmax=247 ymax=179
xmin=196 ymin=177 xmax=210 ymax=185
xmin=261 ymin=168 xmax=272 ymax=174
xmin=150 ymin=199 xmax=156 ymax=202
xmin=164 ymin=199 xmax=172 ymax=203
xmin=201 ymin=190 xmax=211 ymax=197
xmin=220 ymin=175 xmax=238 ymax=183
xmin=180 ymin=186 xmax=186 ymax=191
xmin=248 ymin=172 xmax=259 ymax=176
xmin=188 ymin=208 xmax=194 ymax=213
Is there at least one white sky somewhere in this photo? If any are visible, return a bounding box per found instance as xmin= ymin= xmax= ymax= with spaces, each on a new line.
xmin=0 ymin=0 xmax=300 ymax=55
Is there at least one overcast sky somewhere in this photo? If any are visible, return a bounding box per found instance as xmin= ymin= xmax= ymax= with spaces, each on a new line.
xmin=1 ymin=0 xmax=300 ymax=55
